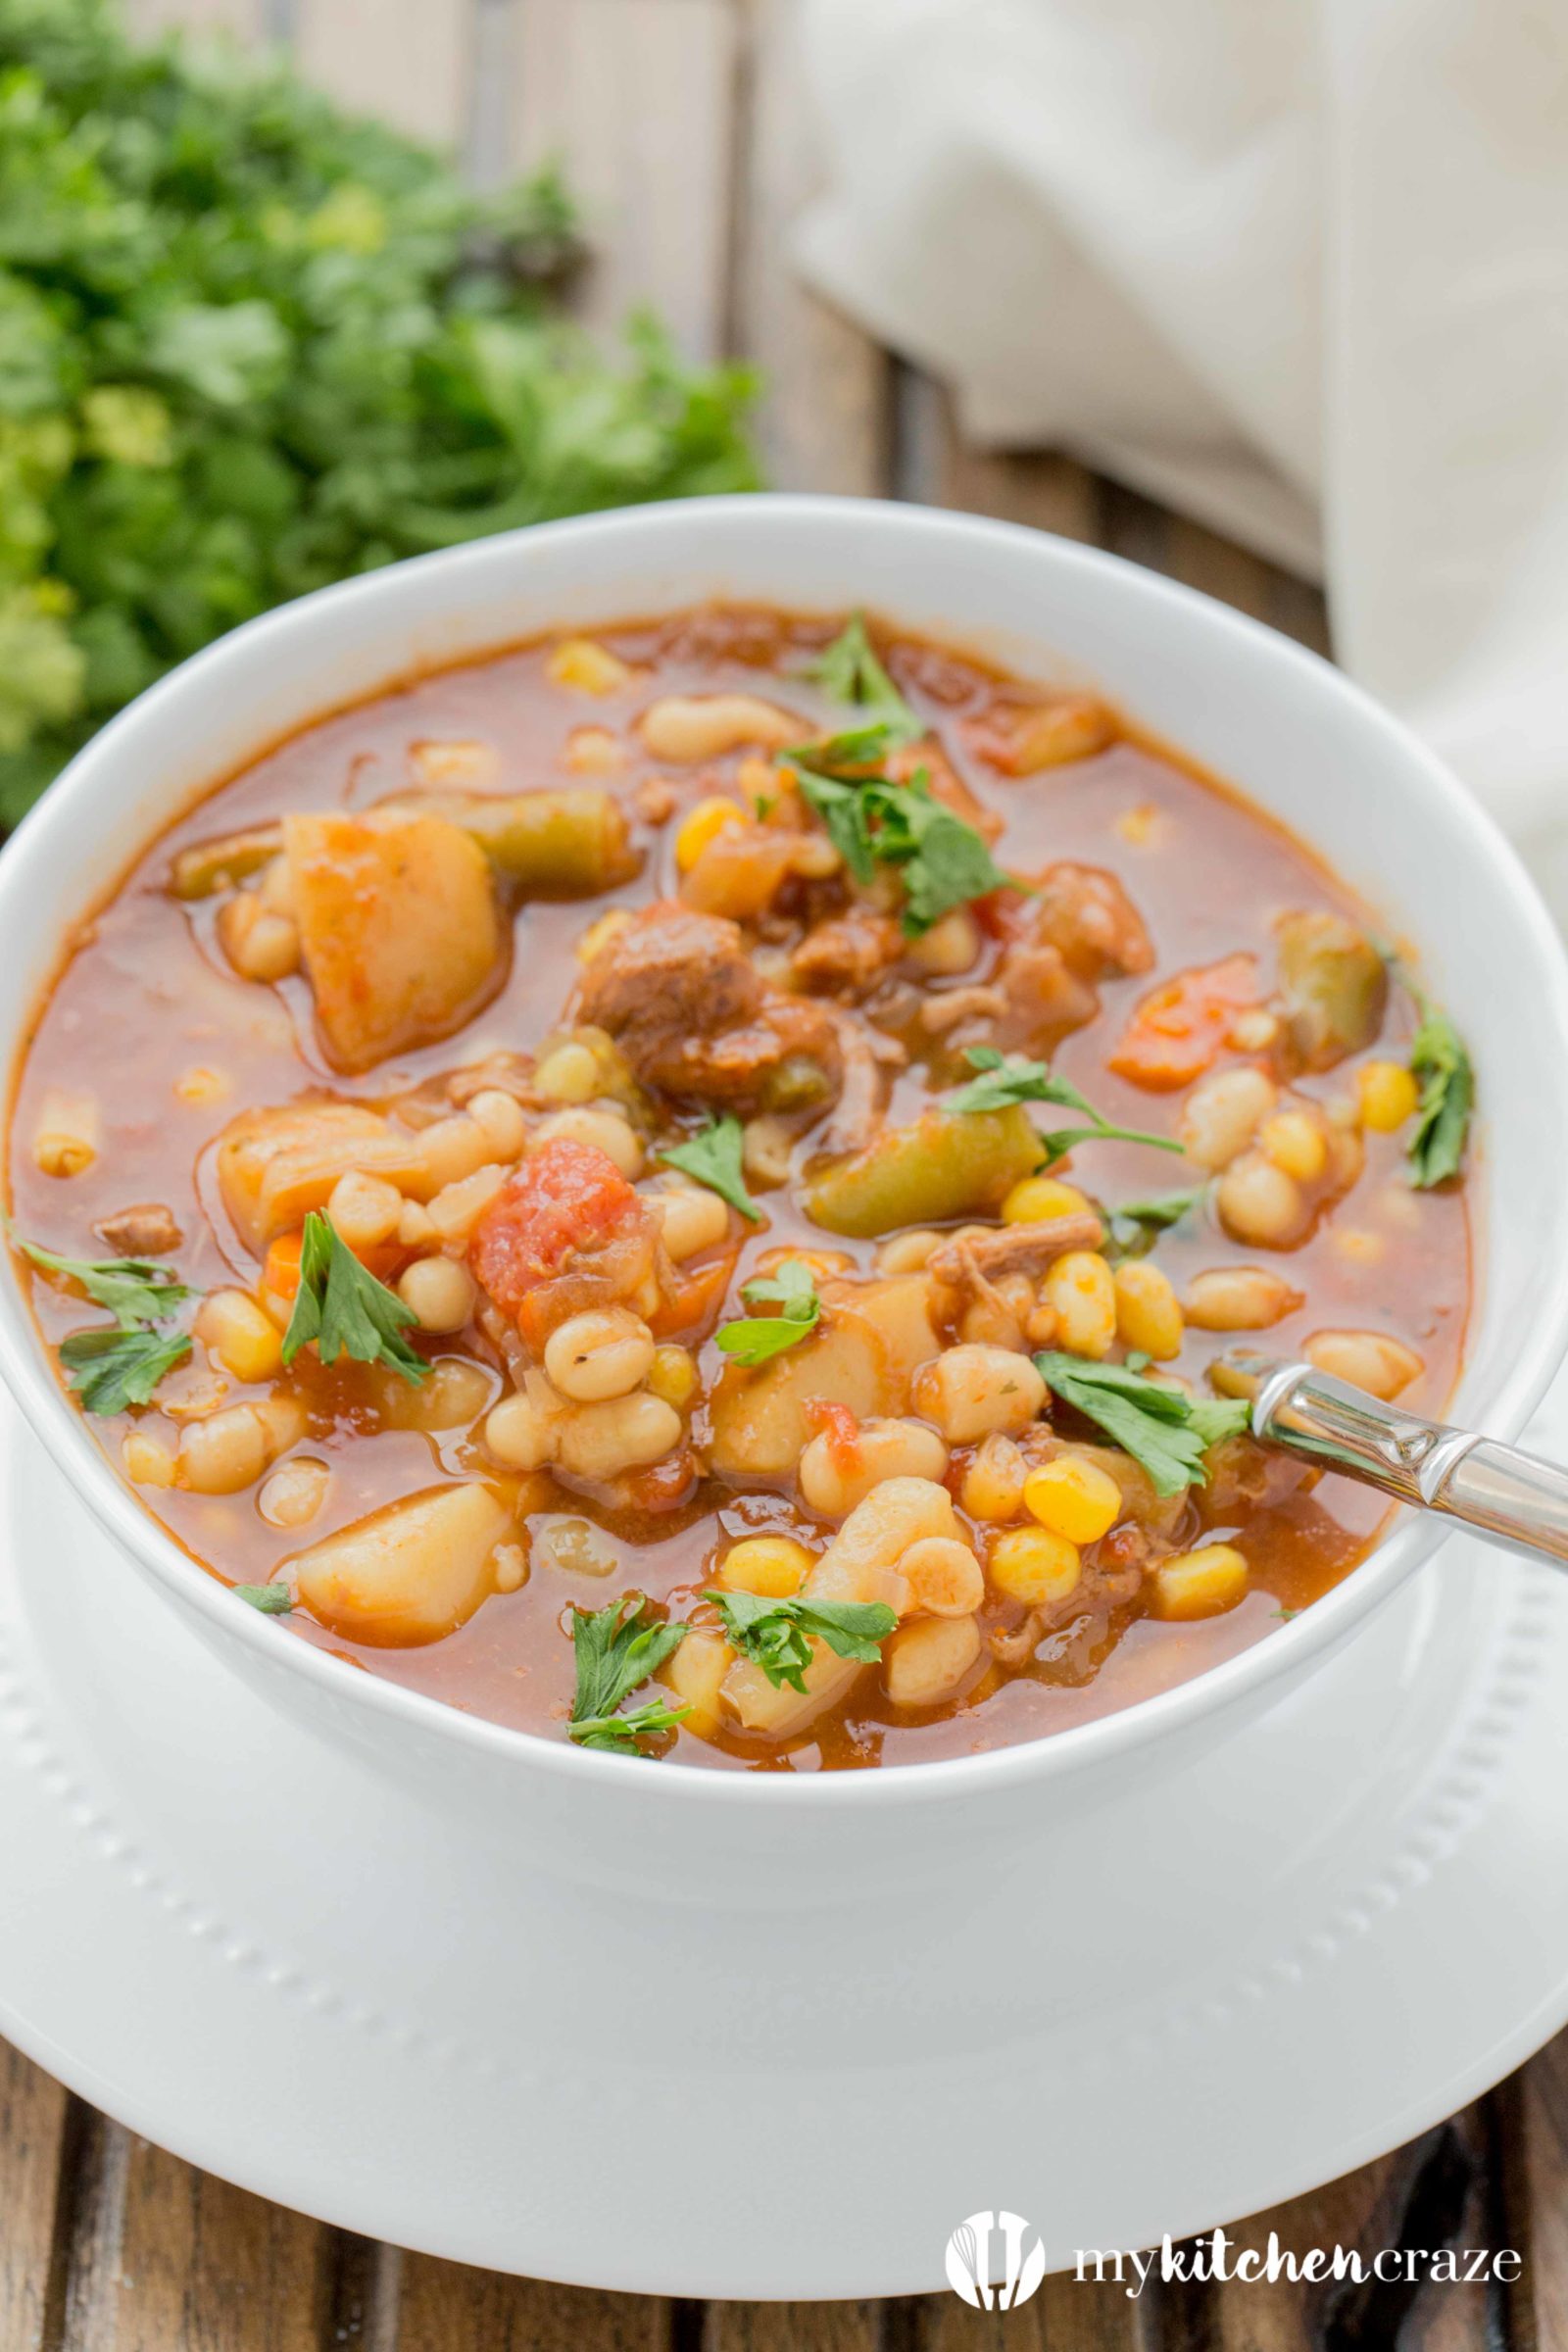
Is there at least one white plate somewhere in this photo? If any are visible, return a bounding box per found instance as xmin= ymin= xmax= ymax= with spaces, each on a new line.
xmin=2 ymin=1374 xmax=1566 ymax=2300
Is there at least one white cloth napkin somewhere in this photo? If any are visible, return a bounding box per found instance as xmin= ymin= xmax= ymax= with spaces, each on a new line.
xmin=797 ymin=0 xmax=1568 ymax=915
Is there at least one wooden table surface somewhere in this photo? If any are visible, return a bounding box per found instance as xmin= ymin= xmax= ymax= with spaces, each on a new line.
xmin=5 ymin=1 xmax=1565 ymax=2345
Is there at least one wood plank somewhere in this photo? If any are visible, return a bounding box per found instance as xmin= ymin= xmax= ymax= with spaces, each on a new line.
xmin=733 ymin=0 xmax=890 ymax=494
xmin=894 ymin=377 xmax=1098 ymax=543
xmin=1101 ymin=481 xmax=1330 ymax=656
xmin=0 ymin=2042 xmax=74 ymax=2352
xmin=706 ymin=2301 xmax=881 ymax=2352
xmin=396 ymin=2261 xmax=670 ymax=2351
xmin=294 ymin=0 xmax=475 ymax=146
xmin=506 ymin=0 xmax=740 ymax=360
xmin=912 ymin=2273 xmax=1151 ymax=2350
xmin=54 ymin=2122 xmax=337 ymax=2352
xmin=1498 ymin=2031 xmax=1568 ymax=2352
xmin=1158 ymin=2115 xmax=1501 ymax=2351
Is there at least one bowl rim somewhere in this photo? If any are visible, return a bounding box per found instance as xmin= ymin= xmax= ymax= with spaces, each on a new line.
xmin=4 ymin=490 xmax=1567 ymax=1809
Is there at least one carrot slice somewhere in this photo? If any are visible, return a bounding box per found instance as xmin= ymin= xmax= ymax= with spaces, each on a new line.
xmin=1107 ymin=953 xmax=1260 ymax=1091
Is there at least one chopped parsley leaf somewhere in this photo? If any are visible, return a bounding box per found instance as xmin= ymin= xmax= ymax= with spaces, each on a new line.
xmin=806 ymin=612 xmax=924 ymax=744
xmin=17 ymin=1238 xmax=193 ymax=1328
xmin=1035 ymin=1350 xmax=1250 ymax=1497
xmin=947 ymin=1048 xmax=1183 ymax=1162
xmin=566 ymin=1594 xmax=688 ymax=1754
xmin=716 ymin=1258 xmax=821 ymax=1365
xmin=1406 ymin=1002 xmax=1474 ymax=1188
xmin=58 ymin=1326 xmax=191 ymax=1415
xmin=658 ymin=1115 xmax=760 ymax=1222
xmin=280 ymin=1210 xmax=427 ymax=1384
xmin=233 ymin=1582 xmax=293 ymax=1614
xmin=708 ymin=1588 xmax=897 ymax=1695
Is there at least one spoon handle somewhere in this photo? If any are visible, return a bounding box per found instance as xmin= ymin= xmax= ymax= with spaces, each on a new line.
xmin=1236 ymin=1353 xmax=1568 ymax=1571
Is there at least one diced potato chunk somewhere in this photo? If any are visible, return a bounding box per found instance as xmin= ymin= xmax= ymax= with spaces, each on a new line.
xmin=707 ymin=1273 xmax=940 ymax=1479
xmin=284 ymin=811 xmax=504 ymax=1074
xmin=290 ymin=1481 xmax=514 ymax=1646
xmin=218 ymin=1102 xmax=427 ymax=1252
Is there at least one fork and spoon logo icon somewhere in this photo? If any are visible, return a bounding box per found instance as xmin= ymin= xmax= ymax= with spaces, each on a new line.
xmin=944 ymin=2210 xmax=1048 ymax=2309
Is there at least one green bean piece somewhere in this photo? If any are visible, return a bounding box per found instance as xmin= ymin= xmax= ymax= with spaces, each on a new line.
xmin=169 ymin=825 xmax=284 ymax=901
xmin=801 ymin=1105 xmax=1043 ymax=1238
xmin=386 ymin=789 xmax=638 ymax=896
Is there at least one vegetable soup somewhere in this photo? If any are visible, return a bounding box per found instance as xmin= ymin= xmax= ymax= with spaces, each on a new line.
xmin=6 ymin=608 xmax=1473 ymax=1768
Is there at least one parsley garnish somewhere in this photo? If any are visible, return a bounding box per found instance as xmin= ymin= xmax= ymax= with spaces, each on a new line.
xmin=58 ymin=1326 xmax=192 ymax=1415
xmin=787 ymin=748 xmax=1014 ymax=938
xmin=807 ymin=612 xmax=924 ymax=743
xmin=17 ymin=1240 xmax=193 ymax=1328
xmin=1406 ymin=1000 xmax=1473 ymax=1189
xmin=233 ymin=1582 xmax=293 ymax=1615
xmin=566 ymin=1594 xmax=689 ymax=1753
xmin=948 ymin=1048 xmax=1183 ymax=1163
xmin=1104 ymin=1187 xmax=1206 ymax=1260
xmin=658 ymin=1115 xmax=760 ymax=1222
xmin=708 ymin=1588 xmax=897 ymax=1694
xmin=1035 ymin=1351 xmax=1250 ymax=1498
xmin=716 ymin=1259 xmax=821 ymax=1365
xmin=280 ymin=1211 xmax=427 ymax=1384
xmin=17 ymin=1230 xmax=196 ymax=1414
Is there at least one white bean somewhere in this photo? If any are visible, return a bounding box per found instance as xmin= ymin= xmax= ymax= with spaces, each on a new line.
xmin=639 ymin=694 xmax=801 ymax=762
xmin=1180 ymin=1066 xmax=1277 ymax=1172
xmin=543 ymin=1308 xmax=656 ymax=1402
xmin=397 ymin=1255 xmax=476 ymax=1334
xmin=654 ymin=1185 xmax=730 ymax=1262
xmin=533 ymin=1107 xmax=643 ymax=1179
xmin=1184 ymin=1266 xmax=1302 ymax=1331
xmin=884 ymin=1614 xmax=983 ymax=1707
xmin=1303 ymin=1329 xmax=1424 ymax=1400
xmin=799 ymin=1417 xmax=950 ymax=1517
xmin=556 ymin=1393 xmax=682 ymax=1479
xmin=1216 ymin=1152 xmax=1308 ymax=1249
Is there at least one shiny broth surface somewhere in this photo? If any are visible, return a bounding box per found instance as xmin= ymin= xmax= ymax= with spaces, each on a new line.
xmin=7 ymin=608 xmax=1470 ymax=1768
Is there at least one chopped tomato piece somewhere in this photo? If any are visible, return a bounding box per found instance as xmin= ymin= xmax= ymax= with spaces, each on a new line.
xmin=469 ymin=1138 xmax=641 ymax=1322
xmin=1108 ymin=953 xmax=1260 ymax=1091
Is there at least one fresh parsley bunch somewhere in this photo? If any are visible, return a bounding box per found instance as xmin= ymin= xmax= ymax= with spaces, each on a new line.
xmin=0 ymin=0 xmax=759 ymax=820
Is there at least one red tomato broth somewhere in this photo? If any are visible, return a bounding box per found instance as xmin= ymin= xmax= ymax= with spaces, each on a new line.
xmin=6 ymin=607 xmax=1471 ymax=1770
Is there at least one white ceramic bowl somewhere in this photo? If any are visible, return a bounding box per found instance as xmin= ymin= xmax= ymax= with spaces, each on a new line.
xmin=3 ymin=495 xmax=1566 ymax=1903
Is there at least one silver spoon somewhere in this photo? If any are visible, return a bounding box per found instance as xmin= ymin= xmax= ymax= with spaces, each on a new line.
xmin=1213 ymin=1348 xmax=1568 ymax=1569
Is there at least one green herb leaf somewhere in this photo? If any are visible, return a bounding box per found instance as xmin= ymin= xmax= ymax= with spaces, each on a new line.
xmin=1406 ymin=1004 xmax=1474 ymax=1188
xmin=233 ymin=1582 xmax=292 ymax=1614
xmin=716 ymin=1259 xmax=821 ymax=1365
xmin=58 ymin=1326 xmax=191 ymax=1415
xmin=788 ymin=751 xmax=1015 ymax=937
xmin=658 ymin=1116 xmax=760 ymax=1222
xmin=280 ymin=1211 xmax=427 ymax=1384
xmin=948 ymin=1048 xmax=1183 ymax=1161
xmin=806 ymin=613 xmax=923 ymax=743
xmin=0 ymin=14 xmax=758 ymax=825
xmin=1034 ymin=1350 xmax=1250 ymax=1498
xmin=708 ymin=1588 xmax=898 ymax=1694
xmin=18 ymin=1238 xmax=192 ymax=1328
xmin=566 ymin=1595 xmax=688 ymax=1753
xmin=1103 ymin=1188 xmax=1206 ymax=1260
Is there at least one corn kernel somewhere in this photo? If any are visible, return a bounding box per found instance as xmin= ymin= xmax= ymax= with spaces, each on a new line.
xmin=1002 ymin=1175 xmax=1092 ymax=1225
xmin=194 ymin=1289 xmax=285 ymax=1385
xmin=648 ymin=1344 xmax=698 ymax=1409
xmin=674 ymin=795 xmax=744 ymax=875
xmin=1357 ymin=1058 xmax=1420 ymax=1133
xmin=1043 ymin=1250 xmax=1117 ymax=1358
xmin=547 ymin=636 xmax=634 ymax=697
xmin=1259 ymin=1108 xmax=1328 ymax=1183
xmin=174 ymin=1065 xmax=232 ymax=1107
xmin=988 ymin=1524 xmax=1083 ymax=1606
xmin=959 ymin=1433 xmax=1028 ymax=1523
xmin=662 ymin=1626 xmax=734 ymax=1740
xmin=410 ymin=739 xmax=499 ymax=788
xmin=1023 ymin=1455 xmax=1122 ymax=1545
xmin=575 ymin=908 xmax=633 ymax=964
xmin=718 ymin=1534 xmax=813 ymax=1599
xmin=533 ymin=1041 xmax=602 ymax=1103
xmin=1112 ymin=1258 xmax=1184 ymax=1360
xmin=1152 ymin=1543 xmax=1250 ymax=1621
xmin=122 ymin=1433 xmax=177 ymax=1489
